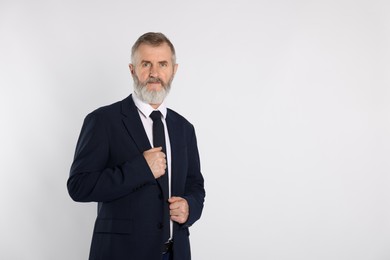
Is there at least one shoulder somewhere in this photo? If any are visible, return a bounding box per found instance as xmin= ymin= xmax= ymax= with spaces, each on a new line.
xmin=86 ymin=95 xmax=132 ymax=121
xmin=90 ymin=100 xmax=122 ymax=117
xmin=167 ymin=108 xmax=193 ymax=128
xmin=80 ymin=101 xmax=122 ymax=131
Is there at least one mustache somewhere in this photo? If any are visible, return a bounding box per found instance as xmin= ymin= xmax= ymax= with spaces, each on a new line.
xmin=147 ymin=77 xmax=163 ymax=84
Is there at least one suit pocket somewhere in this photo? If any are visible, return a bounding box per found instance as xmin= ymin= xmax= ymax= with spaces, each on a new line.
xmin=94 ymin=218 xmax=133 ymax=234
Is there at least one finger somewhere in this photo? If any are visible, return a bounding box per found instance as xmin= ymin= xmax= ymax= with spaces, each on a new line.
xmin=169 ymin=202 xmax=179 ymax=210
xmin=157 ymin=152 xmax=166 ymax=158
xmin=146 ymin=147 xmax=162 ymax=153
xmin=170 ymin=215 xmax=181 ymax=223
xmin=171 ymin=214 xmax=188 ymax=224
xmin=170 ymin=201 xmax=187 ymax=212
xmin=168 ymin=200 xmax=182 ymax=210
xmin=168 ymin=196 xmax=182 ymax=203
xmin=170 ymin=207 xmax=185 ymax=215
xmin=157 ymin=158 xmax=166 ymax=167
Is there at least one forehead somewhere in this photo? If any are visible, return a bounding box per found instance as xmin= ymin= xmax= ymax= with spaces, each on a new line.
xmin=134 ymin=43 xmax=173 ymax=63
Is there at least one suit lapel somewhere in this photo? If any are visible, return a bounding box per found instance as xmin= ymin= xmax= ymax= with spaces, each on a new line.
xmin=122 ymin=96 xmax=182 ymax=199
xmin=120 ymin=95 xmax=151 ymax=153
xmin=121 ymin=95 xmax=168 ymax=198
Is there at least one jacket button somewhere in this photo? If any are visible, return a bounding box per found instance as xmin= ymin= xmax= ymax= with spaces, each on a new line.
xmin=158 ymin=193 xmax=163 ymax=200
xmin=157 ymin=222 xmax=163 ymax=229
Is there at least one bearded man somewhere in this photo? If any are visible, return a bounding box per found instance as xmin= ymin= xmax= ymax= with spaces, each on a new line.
xmin=67 ymin=32 xmax=205 ymax=260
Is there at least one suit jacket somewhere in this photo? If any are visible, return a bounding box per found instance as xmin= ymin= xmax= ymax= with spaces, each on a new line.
xmin=67 ymin=94 xmax=205 ymax=260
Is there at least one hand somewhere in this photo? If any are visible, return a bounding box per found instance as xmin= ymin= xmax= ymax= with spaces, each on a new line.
xmin=143 ymin=147 xmax=166 ymax=179
xmin=168 ymin=196 xmax=189 ymax=224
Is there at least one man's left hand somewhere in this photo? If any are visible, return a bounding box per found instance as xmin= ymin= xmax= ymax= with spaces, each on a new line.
xmin=168 ymin=196 xmax=189 ymax=224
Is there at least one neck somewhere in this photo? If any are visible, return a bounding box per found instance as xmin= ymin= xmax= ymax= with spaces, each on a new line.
xmin=150 ymin=103 xmax=161 ymax=109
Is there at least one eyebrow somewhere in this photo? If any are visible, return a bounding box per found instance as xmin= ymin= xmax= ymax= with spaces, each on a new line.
xmin=140 ymin=60 xmax=169 ymax=64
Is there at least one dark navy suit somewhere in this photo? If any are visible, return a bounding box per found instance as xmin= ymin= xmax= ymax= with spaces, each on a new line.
xmin=67 ymin=95 xmax=205 ymax=260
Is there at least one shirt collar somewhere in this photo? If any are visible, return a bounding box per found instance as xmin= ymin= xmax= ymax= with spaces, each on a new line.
xmin=132 ymin=93 xmax=167 ymax=119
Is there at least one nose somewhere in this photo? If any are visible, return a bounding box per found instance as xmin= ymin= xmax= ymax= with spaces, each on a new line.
xmin=149 ymin=65 xmax=159 ymax=77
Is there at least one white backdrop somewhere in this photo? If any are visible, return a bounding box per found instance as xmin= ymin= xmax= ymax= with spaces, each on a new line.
xmin=1 ymin=0 xmax=389 ymax=259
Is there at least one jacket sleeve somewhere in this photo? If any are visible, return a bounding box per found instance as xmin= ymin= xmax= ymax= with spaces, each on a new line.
xmin=183 ymin=126 xmax=206 ymax=227
xmin=67 ymin=112 xmax=155 ymax=203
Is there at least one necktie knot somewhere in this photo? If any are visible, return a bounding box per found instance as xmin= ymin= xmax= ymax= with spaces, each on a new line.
xmin=150 ymin=110 xmax=162 ymax=122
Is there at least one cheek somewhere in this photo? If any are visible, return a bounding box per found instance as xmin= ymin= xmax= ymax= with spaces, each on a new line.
xmin=162 ymin=71 xmax=174 ymax=81
xmin=137 ymin=71 xmax=149 ymax=82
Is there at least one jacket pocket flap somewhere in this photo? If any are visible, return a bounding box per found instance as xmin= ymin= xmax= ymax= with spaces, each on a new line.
xmin=94 ymin=219 xmax=133 ymax=234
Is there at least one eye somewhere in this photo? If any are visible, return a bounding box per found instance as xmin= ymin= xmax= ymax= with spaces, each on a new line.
xmin=142 ymin=62 xmax=151 ymax=68
xmin=159 ymin=62 xmax=168 ymax=67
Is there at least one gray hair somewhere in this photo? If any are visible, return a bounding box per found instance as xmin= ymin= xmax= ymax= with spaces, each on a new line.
xmin=131 ymin=32 xmax=176 ymax=64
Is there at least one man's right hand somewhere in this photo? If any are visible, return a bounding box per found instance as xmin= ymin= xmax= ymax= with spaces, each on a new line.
xmin=143 ymin=147 xmax=166 ymax=179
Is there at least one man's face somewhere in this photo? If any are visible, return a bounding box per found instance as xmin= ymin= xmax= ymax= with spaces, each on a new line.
xmin=130 ymin=43 xmax=178 ymax=106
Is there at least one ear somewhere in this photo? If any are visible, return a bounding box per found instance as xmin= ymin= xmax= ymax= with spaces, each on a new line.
xmin=173 ymin=63 xmax=178 ymax=76
xmin=129 ymin=63 xmax=135 ymax=75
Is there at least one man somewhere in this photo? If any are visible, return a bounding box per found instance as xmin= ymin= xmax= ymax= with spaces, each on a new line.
xmin=67 ymin=32 xmax=205 ymax=260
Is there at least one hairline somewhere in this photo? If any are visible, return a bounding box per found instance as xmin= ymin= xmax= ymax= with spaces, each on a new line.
xmin=131 ymin=42 xmax=177 ymax=66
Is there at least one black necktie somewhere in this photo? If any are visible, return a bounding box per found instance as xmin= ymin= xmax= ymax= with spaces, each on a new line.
xmin=150 ymin=110 xmax=170 ymax=242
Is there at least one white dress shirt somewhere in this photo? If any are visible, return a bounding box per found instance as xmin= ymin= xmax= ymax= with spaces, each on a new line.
xmin=132 ymin=93 xmax=173 ymax=239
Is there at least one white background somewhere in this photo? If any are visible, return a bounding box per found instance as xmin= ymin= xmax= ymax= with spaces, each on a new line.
xmin=1 ymin=0 xmax=389 ymax=259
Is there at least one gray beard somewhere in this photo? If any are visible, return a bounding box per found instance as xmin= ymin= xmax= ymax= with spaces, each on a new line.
xmin=133 ymin=75 xmax=172 ymax=105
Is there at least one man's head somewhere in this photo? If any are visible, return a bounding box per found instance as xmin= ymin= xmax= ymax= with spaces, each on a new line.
xmin=129 ymin=32 xmax=178 ymax=107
